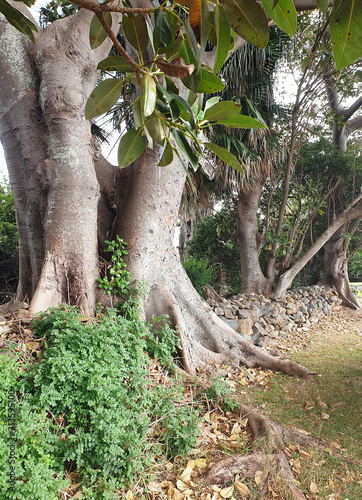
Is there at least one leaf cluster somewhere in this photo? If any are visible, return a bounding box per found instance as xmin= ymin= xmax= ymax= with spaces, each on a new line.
xmin=0 ymin=302 xmax=200 ymax=498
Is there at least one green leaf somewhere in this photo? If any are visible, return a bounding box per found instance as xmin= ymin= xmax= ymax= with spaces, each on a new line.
xmin=169 ymin=92 xmax=194 ymax=126
xmin=0 ymin=0 xmax=38 ymax=43
xmin=118 ymin=128 xmax=146 ymax=168
xmin=203 ymin=142 xmax=244 ymax=173
xmin=13 ymin=0 xmax=35 ymax=7
xmin=214 ymin=5 xmax=231 ymax=74
xmin=219 ymin=0 xmax=269 ymax=48
xmin=196 ymin=69 xmax=225 ymax=93
xmin=216 ymin=115 xmax=266 ymax=128
xmin=122 ymin=14 xmax=149 ymax=54
xmin=204 ymin=97 xmax=220 ymax=114
xmin=330 ymin=0 xmax=362 ymax=71
xmin=145 ymin=115 xmax=165 ymax=145
xmin=97 ymin=56 xmax=134 ymax=73
xmin=132 ymin=97 xmax=144 ymax=128
xmin=172 ymin=129 xmax=199 ymax=170
xmin=204 ymin=101 xmax=241 ymax=122
xmin=89 ymin=12 xmax=112 ymax=49
xmin=158 ymin=140 xmax=174 ymax=167
xmin=142 ymin=73 xmax=157 ymax=117
xmin=154 ymin=9 xmax=172 ymax=47
xmin=316 ymin=0 xmax=328 ymax=14
xmin=85 ymin=79 xmax=123 ymax=120
xmin=262 ymin=0 xmax=296 ymax=37
xmin=199 ymin=0 xmax=210 ymax=62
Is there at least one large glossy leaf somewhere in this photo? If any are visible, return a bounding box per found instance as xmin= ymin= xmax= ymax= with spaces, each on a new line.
xmin=196 ymin=69 xmax=225 ymax=93
xmin=122 ymin=14 xmax=149 ymax=54
xmin=85 ymin=79 xmax=123 ymax=120
xmin=316 ymin=0 xmax=328 ymax=14
xmin=219 ymin=0 xmax=269 ymax=48
xmin=142 ymin=73 xmax=157 ymax=117
xmin=213 ymin=5 xmax=231 ymax=74
xmin=168 ymin=92 xmax=194 ymax=126
xmin=118 ymin=128 xmax=146 ymax=168
xmin=0 ymin=0 xmax=38 ymax=42
xmin=172 ymin=129 xmax=198 ymax=170
xmin=89 ymin=12 xmax=112 ymax=49
xmin=203 ymin=142 xmax=244 ymax=173
xmin=154 ymin=9 xmax=172 ymax=47
xmin=216 ymin=115 xmax=266 ymax=128
xmin=204 ymin=101 xmax=240 ymax=122
xmin=199 ymin=0 xmax=210 ymax=61
xmin=262 ymin=0 xmax=296 ymax=37
xmin=97 ymin=56 xmax=134 ymax=73
xmin=330 ymin=0 xmax=362 ymax=71
xmin=158 ymin=140 xmax=174 ymax=166
xmin=145 ymin=115 xmax=165 ymax=146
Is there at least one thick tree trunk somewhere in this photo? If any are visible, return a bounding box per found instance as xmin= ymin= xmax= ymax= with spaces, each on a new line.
xmin=235 ymin=182 xmax=272 ymax=294
xmin=0 ymin=10 xmax=116 ymax=314
xmin=0 ymin=7 xmax=316 ymax=377
xmin=114 ymin=150 xmax=314 ymax=377
xmin=322 ymin=69 xmax=362 ymax=308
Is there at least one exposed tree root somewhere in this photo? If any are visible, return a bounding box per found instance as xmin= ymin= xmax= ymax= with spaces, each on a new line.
xmin=204 ymin=404 xmax=330 ymax=499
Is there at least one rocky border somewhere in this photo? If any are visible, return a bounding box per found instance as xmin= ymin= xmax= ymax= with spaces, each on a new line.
xmin=206 ymin=285 xmax=342 ymax=349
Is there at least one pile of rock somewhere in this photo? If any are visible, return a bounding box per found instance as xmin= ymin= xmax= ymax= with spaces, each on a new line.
xmin=206 ymin=285 xmax=342 ymax=348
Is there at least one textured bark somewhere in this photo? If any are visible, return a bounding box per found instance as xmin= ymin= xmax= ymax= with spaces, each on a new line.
xmin=114 ymin=150 xmax=315 ymax=377
xmin=0 ymin=5 xmax=319 ymax=377
xmin=235 ymin=182 xmax=271 ymax=294
xmin=0 ymin=10 xmax=117 ymax=314
xmin=274 ymin=197 xmax=362 ymax=298
xmin=322 ymin=63 xmax=362 ymax=308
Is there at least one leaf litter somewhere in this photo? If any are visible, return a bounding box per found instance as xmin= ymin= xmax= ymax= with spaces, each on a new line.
xmin=1 ymin=305 xmax=361 ymax=499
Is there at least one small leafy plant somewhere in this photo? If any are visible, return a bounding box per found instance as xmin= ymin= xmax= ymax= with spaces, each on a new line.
xmin=98 ymin=235 xmax=131 ymax=296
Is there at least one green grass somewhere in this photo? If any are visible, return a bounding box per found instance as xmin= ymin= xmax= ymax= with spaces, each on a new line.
xmin=241 ymin=325 xmax=362 ymax=499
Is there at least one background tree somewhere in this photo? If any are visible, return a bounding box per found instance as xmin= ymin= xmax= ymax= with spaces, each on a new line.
xmin=0 ymin=178 xmax=18 ymax=301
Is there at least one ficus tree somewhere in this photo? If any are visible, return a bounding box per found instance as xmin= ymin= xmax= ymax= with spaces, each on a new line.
xmin=1 ymin=0 xmax=362 ymax=494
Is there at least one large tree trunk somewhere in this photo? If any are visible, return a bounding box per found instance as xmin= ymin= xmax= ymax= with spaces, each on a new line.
xmin=0 ymin=10 xmax=115 ymax=314
xmin=0 ymin=6 xmax=316 ymax=378
xmin=113 ymin=148 xmax=314 ymax=377
xmin=322 ymin=69 xmax=362 ymax=308
xmin=235 ymin=181 xmax=272 ymax=294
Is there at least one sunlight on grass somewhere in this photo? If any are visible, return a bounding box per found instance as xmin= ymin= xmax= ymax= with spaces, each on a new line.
xmin=241 ymin=321 xmax=362 ymax=499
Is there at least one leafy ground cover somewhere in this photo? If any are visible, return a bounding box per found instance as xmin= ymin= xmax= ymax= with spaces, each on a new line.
xmin=0 ymin=305 xmax=361 ymax=499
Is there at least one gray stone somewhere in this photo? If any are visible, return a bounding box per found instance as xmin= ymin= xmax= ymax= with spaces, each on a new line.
xmin=215 ymin=307 xmax=224 ymax=316
xmin=237 ymin=309 xmax=251 ymax=319
xmin=260 ymin=305 xmax=274 ymax=317
xmin=219 ymin=317 xmax=238 ymax=331
xmin=0 ymin=325 xmax=11 ymax=335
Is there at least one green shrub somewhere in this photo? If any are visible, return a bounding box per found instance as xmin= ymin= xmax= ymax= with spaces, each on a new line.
xmin=0 ymin=353 xmax=68 ymax=500
xmin=183 ymin=257 xmax=214 ymax=298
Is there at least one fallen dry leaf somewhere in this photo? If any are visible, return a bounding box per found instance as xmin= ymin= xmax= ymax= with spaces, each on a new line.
xmin=219 ymin=485 xmax=234 ymax=498
xmin=234 ymin=481 xmax=250 ymax=496
xmin=176 ymin=479 xmax=192 ymax=492
xmin=180 ymin=466 xmax=193 ymax=481
xmin=147 ymin=482 xmax=162 ymax=493
xmin=254 ymin=470 xmax=264 ymax=486
xmin=309 ymin=482 xmax=319 ymax=494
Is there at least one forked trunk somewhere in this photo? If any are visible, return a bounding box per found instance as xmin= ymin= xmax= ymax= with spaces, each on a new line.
xmin=0 ymin=10 xmax=115 ymax=314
